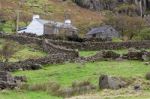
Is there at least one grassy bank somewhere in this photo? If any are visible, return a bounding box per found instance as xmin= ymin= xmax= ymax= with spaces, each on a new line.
xmin=14 ymin=60 xmax=150 ymax=86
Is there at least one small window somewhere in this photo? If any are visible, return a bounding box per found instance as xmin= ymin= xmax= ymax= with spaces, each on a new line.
xmin=92 ymin=34 xmax=96 ymax=37
xmin=110 ymin=29 xmax=113 ymax=31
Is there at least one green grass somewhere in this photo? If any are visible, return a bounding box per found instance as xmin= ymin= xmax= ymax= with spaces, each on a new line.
xmin=115 ymin=96 xmax=150 ymax=99
xmin=12 ymin=60 xmax=150 ymax=99
xmin=79 ymin=49 xmax=150 ymax=57
xmin=0 ymin=39 xmax=47 ymax=62
xmin=11 ymin=47 xmax=47 ymax=62
xmin=79 ymin=51 xmax=97 ymax=57
xmin=14 ymin=60 xmax=150 ymax=86
xmin=0 ymin=90 xmax=61 ymax=99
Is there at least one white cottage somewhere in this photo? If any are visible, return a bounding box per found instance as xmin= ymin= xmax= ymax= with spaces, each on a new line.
xmin=18 ymin=15 xmax=77 ymax=36
xmin=18 ymin=15 xmax=49 ymax=35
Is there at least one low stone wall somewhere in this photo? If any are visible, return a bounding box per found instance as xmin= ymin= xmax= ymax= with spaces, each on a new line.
xmin=1 ymin=33 xmax=150 ymax=51
xmin=0 ymin=53 xmax=76 ymax=72
xmin=75 ymin=50 xmax=150 ymax=63
xmin=0 ymin=33 xmax=42 ymax=45
xmin=122 ymin=50 xmax=150 ymax=61
xmin=0 ymin=33 xmax=78 ymax=59
xmin=42 ymin=39 xmax=78 ymax=58
xmin=50 ymin=40 xmax=150 ymax=51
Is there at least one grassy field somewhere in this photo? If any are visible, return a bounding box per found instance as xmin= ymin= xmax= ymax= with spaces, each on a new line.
xmin=0 ymin=49 xmax=149 ymax=99
xmin=0 ymin=60 xmax=148 ymax=99
xmin=0 ymin=39 xmax=46 ymax=62
xmin=14 ymin=61 xmax=150 ymax=86
xmin=79 ymin=51 xmax=97 ymax=57
xmin=0 ymin=90 xmax=61 ymax=99
xmin=11 ymin=46 xmax=47 ymax=62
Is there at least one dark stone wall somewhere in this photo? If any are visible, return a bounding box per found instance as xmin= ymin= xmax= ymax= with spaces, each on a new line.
xmin=50 ymin=40 xmax=150 ymax=51
xmin=0 ymin=33 xmax=78 ymax=58
xmin=0 ymin=33 xmax=150 ymax=51
xmin=0 ymin=53 xmax=76 ymax=72
xmin=42 ymin=39 xmax=79 ymax=57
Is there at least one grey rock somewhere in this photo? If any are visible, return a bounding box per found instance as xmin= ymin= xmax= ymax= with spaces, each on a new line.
xmin=99 ymin=75 xmax=127 ymax=90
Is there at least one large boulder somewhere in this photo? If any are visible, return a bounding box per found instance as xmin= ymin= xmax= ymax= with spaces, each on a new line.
xmin=99 ymin=75 xmax=127 ymax=90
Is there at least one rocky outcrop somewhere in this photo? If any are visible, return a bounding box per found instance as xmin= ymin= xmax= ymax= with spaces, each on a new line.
xmin=73 ymin=0 xmax=117 ymax=11
xmin=73 ymin=0 xmax=150 ymax=15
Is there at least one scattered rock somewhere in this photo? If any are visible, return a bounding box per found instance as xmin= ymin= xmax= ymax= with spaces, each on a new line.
xmin=134 ymin=85 xmax=141 ymax=91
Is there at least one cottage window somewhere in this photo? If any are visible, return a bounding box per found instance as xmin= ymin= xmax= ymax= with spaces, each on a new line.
xmin=92 ymin=34 xmax=96 ymax=38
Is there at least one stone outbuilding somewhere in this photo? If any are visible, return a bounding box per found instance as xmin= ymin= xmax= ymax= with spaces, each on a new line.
xmin=86 ymin=25 xmax=119 ymax=40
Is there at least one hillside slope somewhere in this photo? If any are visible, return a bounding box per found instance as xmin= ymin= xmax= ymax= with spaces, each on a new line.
xmin=0 ymin=0 xmax=103 ymax=34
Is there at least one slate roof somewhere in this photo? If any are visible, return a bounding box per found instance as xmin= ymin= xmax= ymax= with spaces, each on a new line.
xmin=45 ymin=21 xmax=77 ymax=30
xmin=36 ymin=19 xmax=50 ymax=24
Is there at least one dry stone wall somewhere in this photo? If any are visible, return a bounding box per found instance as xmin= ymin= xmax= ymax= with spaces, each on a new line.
xmin=50 ymin=40 xmax=150 ymax=51
xmin=0 ymin=33 xmax=79 ymax=71
xmin=0 ymin=53 xmax=75 ymax=72
xmin=42 ymin=39 xmax=78 ymax=57
xmin=1 ymin=33 xmax=149 ymax=51
xmin=0 ymin=32 xmax=78 ymax=58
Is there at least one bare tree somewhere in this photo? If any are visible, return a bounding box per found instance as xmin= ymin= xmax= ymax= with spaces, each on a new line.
xmin=0 ymin=41 xmax=20 ymax=63
xmin=104 ymin=14 xmax=145 ymax=40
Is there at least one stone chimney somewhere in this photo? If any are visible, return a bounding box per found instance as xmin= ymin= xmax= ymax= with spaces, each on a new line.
xmin=32 ymin=15 xmax=40 ymax=20
xmin=64 ymin=19 xmax=71 ymax=25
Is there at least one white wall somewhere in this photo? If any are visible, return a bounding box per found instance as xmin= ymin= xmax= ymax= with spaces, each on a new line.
xmin=18 ymin=19 xmax=44 ymax=36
